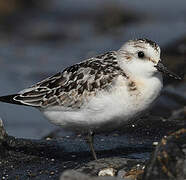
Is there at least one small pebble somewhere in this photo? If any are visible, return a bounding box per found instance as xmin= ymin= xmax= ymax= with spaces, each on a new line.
xmin=50 ymin=171 xmax=55 ymax=175
xmin=153 ymin=141 xmax=158 ymax=146
xmin=98 ymin=167 xmax=117 ymax=177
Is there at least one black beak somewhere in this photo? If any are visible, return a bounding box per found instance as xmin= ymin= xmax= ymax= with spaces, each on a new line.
xmin=154 ymin=62 xmax=182 ymax=80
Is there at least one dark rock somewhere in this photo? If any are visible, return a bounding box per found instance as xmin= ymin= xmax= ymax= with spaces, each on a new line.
xmin=143 ymin=128 xmax=186 ymax=180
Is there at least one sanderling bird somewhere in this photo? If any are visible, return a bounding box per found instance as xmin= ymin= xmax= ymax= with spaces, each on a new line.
xmin=0 ymin=39 xmax=181 ymax=160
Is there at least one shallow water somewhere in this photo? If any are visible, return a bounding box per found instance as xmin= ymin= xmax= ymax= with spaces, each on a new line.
xmin=0 ymin=0 xmax=185 ymax=139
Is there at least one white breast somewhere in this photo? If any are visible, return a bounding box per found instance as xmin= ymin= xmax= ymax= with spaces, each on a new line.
xmin=42 ymin=74 xmax=163 ymax=133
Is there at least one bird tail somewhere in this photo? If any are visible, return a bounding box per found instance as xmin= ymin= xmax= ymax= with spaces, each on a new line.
xmin=0 ymin=94 xmax=24 ymax=106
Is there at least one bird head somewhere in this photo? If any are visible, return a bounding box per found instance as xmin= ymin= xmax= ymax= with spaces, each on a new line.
xmin=118 ymin=38 xmax=181 ymax=80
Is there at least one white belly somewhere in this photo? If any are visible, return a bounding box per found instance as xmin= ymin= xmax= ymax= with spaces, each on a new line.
xmin=42 ymin=75 xmax=163 ymax=133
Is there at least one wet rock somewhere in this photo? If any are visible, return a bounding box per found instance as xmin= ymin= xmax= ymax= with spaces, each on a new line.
xmin=60 ymin=170 xmax=119 ymax=180
xmin=117 ymin=163 xmax=145 ymax=180
xmin=76 ymin=157 xmax=145 ymax=177
xmin=61 ymin=164 xmax=146 ymax=180
xmin=143 ymin=129 xmax=186 ymax=180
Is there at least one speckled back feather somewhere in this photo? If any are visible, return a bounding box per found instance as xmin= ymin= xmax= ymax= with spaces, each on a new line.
xmin=12 ymin=51 xmax=128 ymax=108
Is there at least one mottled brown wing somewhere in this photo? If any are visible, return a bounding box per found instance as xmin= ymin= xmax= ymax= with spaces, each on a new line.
xmin=12 ymin=51 xmax=127 ymax=108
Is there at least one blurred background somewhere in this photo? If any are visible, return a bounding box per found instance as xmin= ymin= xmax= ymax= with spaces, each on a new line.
xmin=0 ymin=0 xmax=185 ymax=139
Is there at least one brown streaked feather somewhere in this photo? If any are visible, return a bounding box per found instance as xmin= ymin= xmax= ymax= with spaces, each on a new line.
xmin=1 ymin=51 xmax=128 ymax=108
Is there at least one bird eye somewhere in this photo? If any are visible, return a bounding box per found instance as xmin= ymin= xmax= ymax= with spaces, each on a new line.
xmin=138 ymin=51 xmax=145 ymax=58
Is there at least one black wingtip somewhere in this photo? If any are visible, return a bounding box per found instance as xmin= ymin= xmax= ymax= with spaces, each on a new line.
xmin=0 ymin=94 xmax=23 ymax=105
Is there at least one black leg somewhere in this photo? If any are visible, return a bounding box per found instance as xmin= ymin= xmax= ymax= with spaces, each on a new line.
xmin=85 ymin=130 xmax=97 ymax=160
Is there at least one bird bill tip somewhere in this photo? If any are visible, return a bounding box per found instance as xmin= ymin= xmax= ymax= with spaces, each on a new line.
xmin=155 ymin=62 xmax=182 ymax=80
